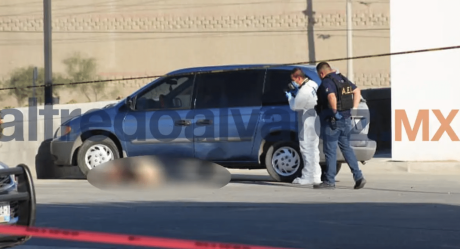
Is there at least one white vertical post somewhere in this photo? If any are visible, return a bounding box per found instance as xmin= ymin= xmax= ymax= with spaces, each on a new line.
xmin=346 ymin=0 xmax=354 ymax=82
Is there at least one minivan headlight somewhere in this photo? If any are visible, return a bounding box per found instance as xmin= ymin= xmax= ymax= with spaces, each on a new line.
xmin=54 ymin=125 xmax=72 ymax=138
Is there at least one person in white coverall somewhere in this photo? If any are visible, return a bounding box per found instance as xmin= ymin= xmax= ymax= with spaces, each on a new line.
xmin=285 ymin=68 xmax=322 ymax=185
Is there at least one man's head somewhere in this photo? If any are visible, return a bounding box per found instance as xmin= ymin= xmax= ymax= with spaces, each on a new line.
xmin=290 ymin=68 xmax=307 ymax=85
xmin=316 ymin=61 xmax=333 ymax=79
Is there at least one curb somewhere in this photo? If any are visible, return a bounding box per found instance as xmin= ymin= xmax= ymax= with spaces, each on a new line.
xmin=229 ymin=160 xmax=460 ymax=176
xmin=361 ymin=160 xmax=460 ymax=174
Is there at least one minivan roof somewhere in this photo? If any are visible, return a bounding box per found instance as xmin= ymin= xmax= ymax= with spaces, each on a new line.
xmin=167 ymin=64 xmax=322 ymax=85
xmin=167 ymin=64 xmax=318 ymax=76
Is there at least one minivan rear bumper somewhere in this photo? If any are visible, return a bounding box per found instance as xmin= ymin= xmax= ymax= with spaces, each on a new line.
xmin=350 ymin=140 xmax=377 ymax=162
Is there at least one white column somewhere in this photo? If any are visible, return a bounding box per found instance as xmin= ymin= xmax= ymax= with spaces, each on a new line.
xmin=346 ymin=0 xmax=354 ymax=82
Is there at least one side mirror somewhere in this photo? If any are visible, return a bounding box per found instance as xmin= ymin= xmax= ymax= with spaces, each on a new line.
xmin=125 ymin=97 xmax=135 ymax=110
xmin=173 ymin=98 xmax=182 ymax=108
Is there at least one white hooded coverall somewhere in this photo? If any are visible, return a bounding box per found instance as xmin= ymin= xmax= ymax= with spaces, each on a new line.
xmin=288 ymin=78 xmax=322 ymax=184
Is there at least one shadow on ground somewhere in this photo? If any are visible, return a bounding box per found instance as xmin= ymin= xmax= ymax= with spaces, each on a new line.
xmin=21 ymin=201 xmax=460 ymax=249
xmin=35 ymin=139 xmax=85 ymax=180
xmin=35 ymin=139 xmax=55 ymax=179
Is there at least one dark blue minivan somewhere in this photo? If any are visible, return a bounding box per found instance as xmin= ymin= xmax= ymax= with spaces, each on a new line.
xmin=50 ymin=64 xmax=376 ymax=182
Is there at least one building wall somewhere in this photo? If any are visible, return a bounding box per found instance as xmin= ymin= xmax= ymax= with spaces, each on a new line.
xmin=391 ymin=0 xmax=460 ymax=161
xmin=0 ymin=0 xmax=390 ymax=108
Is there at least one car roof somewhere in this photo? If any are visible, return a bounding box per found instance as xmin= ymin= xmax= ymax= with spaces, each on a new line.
xmin=166 ymin=63 xmax=322 ymax=84
xmin=166 ymin=64 xmax=318 ymax=75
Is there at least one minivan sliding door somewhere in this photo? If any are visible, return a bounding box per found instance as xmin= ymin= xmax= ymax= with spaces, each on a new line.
xmin=192 ymin=70 xmax=265 ymax=163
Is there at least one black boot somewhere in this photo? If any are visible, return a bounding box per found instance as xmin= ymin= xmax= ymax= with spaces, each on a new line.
xmin=354 ymin=178 xmax=367 ymax=189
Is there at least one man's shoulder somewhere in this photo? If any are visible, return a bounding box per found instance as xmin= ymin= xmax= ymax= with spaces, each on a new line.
xmin=306 ymin=78 xmax=319 ymax=86
xmin=316 ymin=83 xmax=325 ymax=92
xmin=304 ymin=80 xmax=318 ymax=90
xmin=322 ymin=78 xmax=334 ymax=84
xmin=320 ymin=79 xmax=336 ymax=93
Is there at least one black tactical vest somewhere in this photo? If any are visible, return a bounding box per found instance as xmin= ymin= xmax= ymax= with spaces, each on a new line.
xmin=315 ymin=73 xmax=354 ymax=114
xmin=326 ymin=73 xmax=354 ymax=111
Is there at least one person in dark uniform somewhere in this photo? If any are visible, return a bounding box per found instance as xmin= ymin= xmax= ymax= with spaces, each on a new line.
xmin=314 ymin=62 xmax=367 ymax=190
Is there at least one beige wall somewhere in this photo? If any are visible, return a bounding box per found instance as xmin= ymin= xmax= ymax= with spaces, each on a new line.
xmin=0 ymin=0 xmax=390 ymax=108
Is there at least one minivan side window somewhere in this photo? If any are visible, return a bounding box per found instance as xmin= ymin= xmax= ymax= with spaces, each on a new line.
xmin=262 ymin=69 xmax=293 ymax=105
xmin=134 ymin=75 xmax=195 ymax=111
xmin=194 ymin=70 xmax=265 ymax=109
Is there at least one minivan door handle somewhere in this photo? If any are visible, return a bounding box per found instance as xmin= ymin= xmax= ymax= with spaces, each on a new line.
xmin=175 ymin=120 xmax=191 ymax=126
xmin=196 ymin=119 xmax=213 ymax=125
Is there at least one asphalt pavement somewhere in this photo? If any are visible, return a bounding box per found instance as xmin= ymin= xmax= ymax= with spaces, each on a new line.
xmin=14 ymin=168 xmax=460 ymax=249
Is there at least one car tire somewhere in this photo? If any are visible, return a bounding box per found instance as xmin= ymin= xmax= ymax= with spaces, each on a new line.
xmin=77 ymin=135 xmax=119 ymax=176
xmin=265 ymin=141 xmax=303 ymax=182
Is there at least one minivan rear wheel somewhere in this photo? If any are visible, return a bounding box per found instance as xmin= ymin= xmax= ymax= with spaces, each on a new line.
xmin=77 ymin=135 xmax=119 ymax=176
xmin=265 ymin=141 xmax=303 ymax=182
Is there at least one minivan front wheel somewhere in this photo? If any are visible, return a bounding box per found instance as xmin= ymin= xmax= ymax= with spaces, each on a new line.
xmin=77 ymin=135 xmax=119 ymax=176
xmin=265 ymin=141 xmax=303 ymax=182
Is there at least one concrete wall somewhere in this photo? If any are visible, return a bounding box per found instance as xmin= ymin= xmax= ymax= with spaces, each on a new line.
xmin=0 ymin=101 xmax=117 ymax=179
xmin=0 ymin=0 xmax=390 ymax=108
